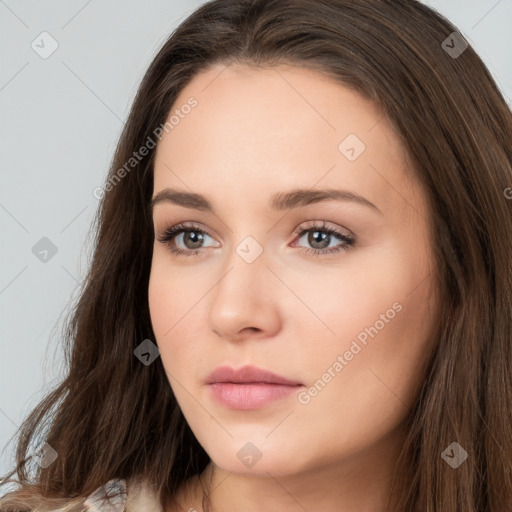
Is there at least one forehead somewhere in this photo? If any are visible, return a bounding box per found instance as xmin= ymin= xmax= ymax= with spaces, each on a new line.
xmin=153 ymin=63 xmax=419 ymax=218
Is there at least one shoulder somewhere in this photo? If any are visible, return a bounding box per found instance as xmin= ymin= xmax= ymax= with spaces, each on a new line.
xmin=84 ymin=477 xmax=164 ymax=512
xmin=124 ymin=476 xmax=164 ymax=512
xmin=0 ymin=477 xmax=165 ymax=512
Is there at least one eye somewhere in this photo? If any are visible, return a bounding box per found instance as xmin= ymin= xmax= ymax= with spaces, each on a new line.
xmin=156 ymin=222 xmax=220 ymax=257
xmin=156 ymin=220 xmax=355 ymax=258
xmin=291 ymin=220 xmax=355 ymax=256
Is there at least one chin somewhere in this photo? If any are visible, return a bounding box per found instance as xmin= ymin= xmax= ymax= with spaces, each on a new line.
xmin=196 ymin=434 xmax=316 ymax=478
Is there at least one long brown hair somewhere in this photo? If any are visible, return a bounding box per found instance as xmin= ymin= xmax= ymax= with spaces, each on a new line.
xmin=1 ymin=1 xmax=511 ymax=510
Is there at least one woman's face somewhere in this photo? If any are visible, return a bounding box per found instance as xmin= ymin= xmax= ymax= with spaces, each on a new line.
xmin=148 ymin=63 xmax=438 ymax=478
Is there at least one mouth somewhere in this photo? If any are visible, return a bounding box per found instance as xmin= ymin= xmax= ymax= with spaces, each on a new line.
xmin=205 ymin=365 xmax=304 ymax=410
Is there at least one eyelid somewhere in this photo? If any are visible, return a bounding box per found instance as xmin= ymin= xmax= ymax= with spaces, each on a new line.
xmin=157 ymin=222 xmax=219 ymax=245
xmin=292 ymin=219 xmax=353 ymax=238
xmin=156 ymin=221 xmax=213 ymax=238
xmin=156 ymin=220 xmax=351 ymax=242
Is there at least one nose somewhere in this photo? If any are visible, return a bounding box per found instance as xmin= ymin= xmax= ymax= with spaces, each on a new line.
xmin=207 ymin=244 xmax=282 ymax=342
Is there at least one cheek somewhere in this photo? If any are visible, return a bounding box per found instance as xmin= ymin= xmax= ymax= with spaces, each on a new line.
xmin=291 ymin=241 xmax=427 ymax=351
xmin=295 ymin=239 xmax=436 ymax=444
xmin=298 ymin=288 xmax=435 ymax=460
xmin=148 ymin=260 xmax=172 ymax=342
xmin=148 ymin=254 xmax=210 ymax=373
xmin=148 ymin=251 xmax=198 ymax=336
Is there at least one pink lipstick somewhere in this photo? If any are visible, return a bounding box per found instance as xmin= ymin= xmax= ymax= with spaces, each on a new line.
xmin=206 ymin=365 xmax=303 ymax=410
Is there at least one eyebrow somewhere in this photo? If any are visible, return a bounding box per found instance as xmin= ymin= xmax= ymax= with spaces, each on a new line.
xmin=150 ymin=187 xmax=382 ymax=215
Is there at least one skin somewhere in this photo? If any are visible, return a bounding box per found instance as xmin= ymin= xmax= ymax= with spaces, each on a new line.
xmin=148 ymin=63 xmax=439 ymax=512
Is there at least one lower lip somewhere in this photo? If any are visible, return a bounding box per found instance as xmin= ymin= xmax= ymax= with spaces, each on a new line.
xmin=208 ymin=382 xmax=302 ymax=410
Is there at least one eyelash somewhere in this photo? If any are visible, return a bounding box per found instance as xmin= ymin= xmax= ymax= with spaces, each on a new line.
xmin=156 ymin=220 xmax=355 ymax=258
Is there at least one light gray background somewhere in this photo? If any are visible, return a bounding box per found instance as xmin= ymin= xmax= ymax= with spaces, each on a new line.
xmin=1 ymin=0 xmax=511 ymax=484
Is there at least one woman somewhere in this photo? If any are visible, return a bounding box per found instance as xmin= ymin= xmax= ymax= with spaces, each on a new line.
xmin=1 ymin=0 xmax=511 ymax=510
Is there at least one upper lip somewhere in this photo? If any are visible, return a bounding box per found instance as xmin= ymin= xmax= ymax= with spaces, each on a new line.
xmin=206 ymin=365 xmax=302 ymax=386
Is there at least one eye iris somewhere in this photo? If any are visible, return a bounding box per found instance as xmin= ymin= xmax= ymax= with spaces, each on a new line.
xmin=308 ymin=230 xmax=330 ymax=249
xmin=184 ymin=231 xmax=204 ymax=249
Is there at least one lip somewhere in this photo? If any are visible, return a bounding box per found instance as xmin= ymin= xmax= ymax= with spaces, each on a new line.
xmin=206 ymin=365 xmax=304 ymax=410
xmin=206 ymin=365 xmax=302 ymax=386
